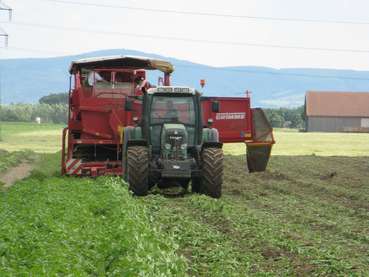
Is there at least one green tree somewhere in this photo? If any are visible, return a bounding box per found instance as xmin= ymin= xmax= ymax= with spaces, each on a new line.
xmin=265 ymin=110 xmax=284 ymax=128
xmin=39 ymin=93 xmax=68 ymax=105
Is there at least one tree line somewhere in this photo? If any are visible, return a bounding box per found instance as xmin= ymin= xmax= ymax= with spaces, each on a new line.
xmin=1 ymin=92 xmax=306 ymax=128
xmin=264 ymin=106 xmax=305 ymax=129
xmin=0 ymin=93 xmax=68 ymax=124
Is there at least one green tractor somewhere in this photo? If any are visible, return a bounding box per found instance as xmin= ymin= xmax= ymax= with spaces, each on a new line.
xmin=123 ymin=86 xmax=223 ymax=198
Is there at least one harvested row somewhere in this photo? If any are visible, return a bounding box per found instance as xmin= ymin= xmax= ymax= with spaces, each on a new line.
xmin=143 ymin=154 xmax=369 ymax=276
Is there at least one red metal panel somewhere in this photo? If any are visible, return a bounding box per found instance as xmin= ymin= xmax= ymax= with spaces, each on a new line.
xmin=201 ymin=97 xmax=252 ymax=143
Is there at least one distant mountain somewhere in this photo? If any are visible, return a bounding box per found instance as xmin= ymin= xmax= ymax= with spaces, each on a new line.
xmin=1 ymin=49 xmax=369 ymax=107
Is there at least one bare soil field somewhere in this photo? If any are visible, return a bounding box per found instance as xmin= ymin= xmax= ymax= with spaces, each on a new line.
xmin=0 ymin=162 xmax=33 ymax=188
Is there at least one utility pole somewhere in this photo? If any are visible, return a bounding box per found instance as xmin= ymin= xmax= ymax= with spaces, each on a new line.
xmin=0 ymin=1 xmax=11 ymax=142
xmin=0 ymin=1 xmax=11 ymax=46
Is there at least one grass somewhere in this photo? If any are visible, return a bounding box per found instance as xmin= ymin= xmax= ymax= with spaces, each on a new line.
xmin=0 ymin=122 xmax=64 ymax=153
xmin=1 ymin=122 xmax=369 ymax=275
xmin=1 ymin=122 xmax=369 ymax=156
xmin=224 ymin=128 xmax=369 ymax=156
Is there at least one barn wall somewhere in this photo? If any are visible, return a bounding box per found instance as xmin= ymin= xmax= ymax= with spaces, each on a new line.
xmin=306 ymin=116 xmax=369 ymax=132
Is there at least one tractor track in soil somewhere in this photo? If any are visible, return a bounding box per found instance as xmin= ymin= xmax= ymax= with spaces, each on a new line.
xmin=148 ymin=191 xmax=317 ymax=276
xmin=0 ymin=162 xmax=34 ymax=189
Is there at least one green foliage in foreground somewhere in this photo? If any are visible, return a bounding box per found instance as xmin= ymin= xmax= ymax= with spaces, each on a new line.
xmin=1 ymin=151 xmax=369 ymax=276
xmin=142 ymin=155 xmax=369 ymax=276
xmin=0 ymin=176 xmax=187 ymax=276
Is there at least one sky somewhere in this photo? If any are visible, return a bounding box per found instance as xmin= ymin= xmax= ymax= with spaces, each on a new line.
xmin=1 ymin=0 xmax=369 ymax=70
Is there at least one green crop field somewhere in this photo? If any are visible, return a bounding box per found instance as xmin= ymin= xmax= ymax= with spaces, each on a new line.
xmin=0 ymin=122 xmax=64 ymax=153
xmin=224 ymin=128 xmax=369 ymax=156
xmin=1 ymin=122 xmax=369 ymax=275
xmin=2 ymin=121 xmax=369 ymax=156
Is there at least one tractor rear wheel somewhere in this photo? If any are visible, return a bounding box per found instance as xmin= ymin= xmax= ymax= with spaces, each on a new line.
xmin=127 ymin=146 xmax=149 ymax=196
xmin=200 ymin=147 xmax=223 ymax=198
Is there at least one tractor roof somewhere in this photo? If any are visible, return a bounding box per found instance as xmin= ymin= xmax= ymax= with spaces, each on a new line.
xmin=69 ymin=55 xmax=174 ymax=74
xmin=147 ymin=86 xmax=195 ymax=95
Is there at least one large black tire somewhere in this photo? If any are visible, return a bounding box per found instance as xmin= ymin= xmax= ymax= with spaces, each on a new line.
xmin=127 ymin=146 xmax=149 ymax=196
xmin=122 ymin=127 xmax=133 ymax=182
xmin=199 ymin=147 xmax=223 ymax=198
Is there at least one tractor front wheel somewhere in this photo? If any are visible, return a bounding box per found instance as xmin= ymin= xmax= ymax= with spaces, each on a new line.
xmin=127 ymin=146 xmax=149 ymax=196
xmin=200 ymin=147 xmax=223 ymax=198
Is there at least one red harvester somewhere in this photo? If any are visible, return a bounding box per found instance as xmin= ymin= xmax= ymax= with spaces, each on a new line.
xmin=61 ymin=56 xmax=274 ymax=197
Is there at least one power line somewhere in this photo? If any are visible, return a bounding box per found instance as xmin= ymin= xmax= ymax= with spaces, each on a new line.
xmin=2 ymin=46 xmax=369 ymax=82
xmin=40 ymin=0 xmax=369 ymax=26
xmin=6 ymin=20 xmax=369 ymax=54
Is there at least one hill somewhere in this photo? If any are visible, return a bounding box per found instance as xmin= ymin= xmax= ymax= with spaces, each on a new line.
xmin=1 ymin=49 xmax=369 ymax=107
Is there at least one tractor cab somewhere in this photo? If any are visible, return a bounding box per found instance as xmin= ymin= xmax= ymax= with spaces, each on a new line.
xmin=144 ymin=87 xmax=202 ymax=159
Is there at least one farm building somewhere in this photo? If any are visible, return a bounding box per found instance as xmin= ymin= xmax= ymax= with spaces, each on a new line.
xmin=305 ymin=91 xmax=369 ymax=132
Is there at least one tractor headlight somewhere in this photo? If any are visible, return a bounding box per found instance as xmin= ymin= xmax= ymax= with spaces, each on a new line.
xmin=181 ymin=144 xmax=187 ymax=150
xmin=165 ymin=143 xmax=171 ymax=150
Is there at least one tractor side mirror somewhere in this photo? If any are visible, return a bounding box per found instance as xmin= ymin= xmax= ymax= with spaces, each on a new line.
xmin=125 ymin=99 xmax=133 ymax=111
xmin=211 ymin=101 xmax=220 ymax=113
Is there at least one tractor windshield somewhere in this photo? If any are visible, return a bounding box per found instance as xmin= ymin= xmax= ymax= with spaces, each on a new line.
xmin=150 ymin=95 xmax=196 ymax=146
xmin=150 ymin=96 xmax=195 ymax=125
xmin=81 ymin=69 xmax=137 ymax=96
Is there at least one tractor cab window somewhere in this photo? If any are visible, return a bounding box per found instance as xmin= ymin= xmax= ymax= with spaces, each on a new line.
xmin=150 ymin=95 xmax=196 ymax=146
xmin=84 ymin=70 xmax=111 ymax=88
xmin=150 ymin=96 xmax=195 ymax=125
xmin=114 ymin=72 xmax=134 ymax=90
xmin=82 ymin=70 xmax=136 ymax=96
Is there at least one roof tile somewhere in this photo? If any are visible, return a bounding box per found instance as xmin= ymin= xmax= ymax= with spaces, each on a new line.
xmin=306 ymin=91 xmax=369 ymax=117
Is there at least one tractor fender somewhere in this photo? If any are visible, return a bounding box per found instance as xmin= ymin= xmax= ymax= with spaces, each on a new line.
xmin=202 ymin=128 xmax=219 ymax=143
xmin=124 ymin=126 xmax=143 ymax=141
xmin=202 ymin=128 xmax=222 ymax=149
xmin=123 ymin=126 xmax=146 ymax=151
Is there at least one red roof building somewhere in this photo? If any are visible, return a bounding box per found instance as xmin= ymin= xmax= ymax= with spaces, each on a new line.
xmin=305 ymin=91 xmax=369 ymax=132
